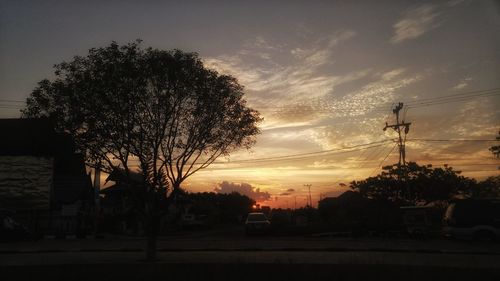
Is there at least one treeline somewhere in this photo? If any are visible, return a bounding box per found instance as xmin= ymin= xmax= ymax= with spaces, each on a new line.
xmin=317 ymin=162 xmax=499 ymax=234
xmin=350 ymin=162 xmax=499 ymax=204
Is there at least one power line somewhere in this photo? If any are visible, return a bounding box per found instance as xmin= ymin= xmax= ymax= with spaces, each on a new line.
xmin=0 ymin=99 xmax=25 ymax=103
xmin=0 ymin=106 xmax=23 ymax=110
xmin=211 ymin=140 xmax=396 ymax=164
xmin=121 ymin=137 xmax=497 ymax=169
xmin=361 ymin=142 xmax=391 ymax=168
xmin=304 ymin=184 xmax=312 ymax=207
xmin=369 ymin=143 xmax=398 ymax=177
xmin=4 ymin=87 xmax=498 ymax=118
xmin=420 ymin=88 xmax=500 ymax=100
xmin=125 ymin=144 xmax=401 ymax=171
xmin=418 ymin=141 xmax=497 ymax=161
xmin=353 ymin=142 xmax=387 ymax=169
xmin=404 ymin=87 xmax=500 ymax=105
xmin=255 ymin=87 xmax=500 ymax=112
xmin=408 ymin=138 xmax=497 ymax=142
xmin=407 ymin=95 xmax=499 ymax=109
xmin=126 ymin=140 xmax=396 ymax=167
xmin=406 ymin=92 xmax=500 ymax=109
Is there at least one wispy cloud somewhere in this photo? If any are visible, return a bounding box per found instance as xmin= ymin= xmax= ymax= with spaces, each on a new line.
xmin=446 ymin=0 xmax=466 ymax=7
xmin=405 ymin=98 xmax=499 ymax=177
xmin=204 ymin=30 xmax=371 ymax=129
xmin=204 ymin=33 xmax=425 ymax=159
xmin=391 ymin=4 xmax=441 ymax=44
xmin=452 ymin=77 xmax=472 ymax=90
xmin=323 ymin=68 xmax=422 ymax=117
xmin=448 ymin=99 xmax=499 ymax=138
xmin=204 ymin=30 xmax=358 ymax=100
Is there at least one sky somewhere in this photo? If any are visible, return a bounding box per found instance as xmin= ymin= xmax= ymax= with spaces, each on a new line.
xmin=1 ymin=0 xmax=499 ymax=208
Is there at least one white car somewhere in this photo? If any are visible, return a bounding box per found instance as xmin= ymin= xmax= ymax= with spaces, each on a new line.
xmin=245 ymin=212 xmax=271 ymax=235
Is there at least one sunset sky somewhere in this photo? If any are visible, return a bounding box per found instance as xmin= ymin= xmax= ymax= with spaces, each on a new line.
xmin=1 ymin=0 xmax=499 ymax=208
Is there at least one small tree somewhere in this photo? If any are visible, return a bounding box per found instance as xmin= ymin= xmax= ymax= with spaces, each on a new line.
xmin=22 ymin=41 xmax=261 ymax=260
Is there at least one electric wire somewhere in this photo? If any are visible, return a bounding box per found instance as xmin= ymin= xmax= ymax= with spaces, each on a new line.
xmin=408 ymin=138 xmax=498 ymax=142
xmin=369 ymin=143 xmax=398 ymax=177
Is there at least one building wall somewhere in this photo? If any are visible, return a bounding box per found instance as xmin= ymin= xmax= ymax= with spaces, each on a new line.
xmin=0 ymin=155 xmax=53 ymax=210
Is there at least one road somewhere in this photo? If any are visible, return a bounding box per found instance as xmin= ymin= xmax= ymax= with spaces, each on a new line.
xmin=2 ymin=228 xmax=500 ymax=280
xmin=2 ymin=247 xmax=500 ymax=281
xmin=2 ymin=230 xmax=500 ymax=254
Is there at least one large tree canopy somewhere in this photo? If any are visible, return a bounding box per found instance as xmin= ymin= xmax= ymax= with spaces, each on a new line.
xmin=349 ymin=162 xmax=477 ymax=204
xmin=22 ymin=40 xmax=262 ymax=194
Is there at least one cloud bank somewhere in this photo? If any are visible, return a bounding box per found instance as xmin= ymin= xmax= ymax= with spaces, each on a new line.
xmin=214 ymin=181 xmax=271 ymax=201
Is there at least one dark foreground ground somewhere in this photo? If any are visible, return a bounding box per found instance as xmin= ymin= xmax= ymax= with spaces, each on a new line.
xmin=2 ymin=227 xmax=500 ymax=281
xmin=3 ymin=260 xmax=500 ymax=281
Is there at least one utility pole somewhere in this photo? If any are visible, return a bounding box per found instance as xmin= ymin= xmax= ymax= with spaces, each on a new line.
xmin=383 ymin=102 xmax=411 ymax=172
xmin=304 ymin=184 xmax=312 ymax=208
xmin=383 ymin=102 xmax=411 ymax=200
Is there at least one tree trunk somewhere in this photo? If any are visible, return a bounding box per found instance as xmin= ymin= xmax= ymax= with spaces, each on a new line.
xmin=172 ymin=182 xmax=181 ymax=198
xmin=145 ymin=230 xmax=157 ymax=261
xmin=145 ymin=213 xmax=159 ymax=261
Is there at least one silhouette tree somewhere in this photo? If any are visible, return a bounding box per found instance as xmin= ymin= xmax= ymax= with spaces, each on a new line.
xmin=490 ymin=131 xmax=500 ymax=171
xmin=22 ymin=40 xmax=261 ymax=260
xmin=473 ymin=176 xmax=500 ymax=198
xmin=188 ymin=192 xmax=255 ymax=223
xmin=318 ymin=191 xmax=400 ymax=233
xmin=350 ymin=162 xmax=476 ymax=204
xmin=490 ymin=131 xmax=500 ymax=158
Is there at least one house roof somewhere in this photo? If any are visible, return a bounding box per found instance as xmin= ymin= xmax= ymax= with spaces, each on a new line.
xmin=105 ymin=168 xmax=144 ymax=184
xmin=101 ymin=169 xmax=145 ymax=197
xmin=100 ymin=184 xmax=127 ymax=195
xmin=0 ymin=118 xmax=74 ymax=156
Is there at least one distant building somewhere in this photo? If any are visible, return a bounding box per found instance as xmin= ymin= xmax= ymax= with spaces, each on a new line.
xmin=260 ymin=206 xmax=271 ymax=216
xmin=0 ymin=118 xmax=94 ymax=236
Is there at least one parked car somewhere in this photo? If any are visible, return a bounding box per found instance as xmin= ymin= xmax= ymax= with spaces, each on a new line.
xmin=180 ymin=213 xmax=208 ymax=229
xmin=245 ymin=212 xmax=271 ymax=235
xmin=401 ymin=206 xmax=443 ymax=238
xmin=443 ymin=199 xmax=500 ymax=241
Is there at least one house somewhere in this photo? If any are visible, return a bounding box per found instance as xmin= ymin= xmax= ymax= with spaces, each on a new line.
xmin=0 ymin=118 xmax=94 ymax=237
xmin=99 ymin=169 xmax=146 ymax=235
